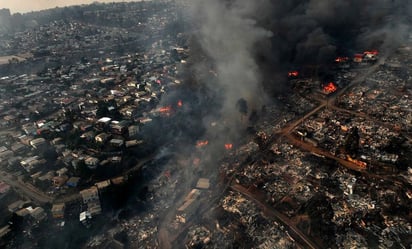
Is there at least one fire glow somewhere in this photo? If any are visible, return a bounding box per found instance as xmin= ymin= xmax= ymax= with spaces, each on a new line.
xmin=335 ymin=57 xmax=349 ymax=63
xmin=159 ymin=106 xmax=172 ymax=113
xmin=225 ymin=143 xmax=233 ymax=150
xmin=177 ymin=100 xmax=183 ymax=107
xmin=347 ymin=155 xmax=367 ymax=169
xmin=323 ymin=82 xmax=337 ymax=94
xmin=353 ymin=54 xmax=364 ymax=62
xmin=363 ymin=50 xmax=378 ymax=56
xmin=288 ymin=71 xmax=299 ymax=77
xmin=196 ymin=140 xmax=209 ymax=148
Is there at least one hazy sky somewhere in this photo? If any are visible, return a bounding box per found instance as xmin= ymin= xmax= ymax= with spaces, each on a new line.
xmin=0 ymin=0 xmax=140 ymax=14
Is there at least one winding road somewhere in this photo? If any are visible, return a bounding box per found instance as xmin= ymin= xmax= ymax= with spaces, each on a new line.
xmin=230 ymin=183 xmax=320 ymax=249
xmin=0 ymin=171 xmax=53 ymax=204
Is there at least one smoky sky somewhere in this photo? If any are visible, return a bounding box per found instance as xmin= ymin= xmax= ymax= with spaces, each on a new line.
xmin=0 ymin=0 xmax=141 ymax=14
xmin=188 ymin=0 xmax=412 ymax=100
xmin=267 ymin=0 xmax=412 ymax=63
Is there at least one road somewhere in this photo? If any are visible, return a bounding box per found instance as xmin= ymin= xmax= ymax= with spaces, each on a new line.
xmin=157 ymin=210 xmax=173 ymax=249
xmin=230 ymin=183 xmax=320 ymax=249
xmin=0 ymin=149 xmax=157 ymax=206
xmin=157 ymin=151 xmax=238 ymax=249
xmin=286 ymin=134 xmax=366 ymax=172
xmin=281 ymin=63 xmax=381 ymax=136
xmin=0 ymin=171 xmax=53 ymax=204
xmin=158 ymin=185 xmax=240 ymax=249
xmin=55 ymin=193 xmax=81 ymax=204
xmin=158 ymin=60 xmax=410 ymax=248
xmin=272 ymin=63 xmax=385 ymax=172
xmin=150 ymin=60 xmax=411 ymax=249
xmin=224 ymin=63 xmax=394 ymax=248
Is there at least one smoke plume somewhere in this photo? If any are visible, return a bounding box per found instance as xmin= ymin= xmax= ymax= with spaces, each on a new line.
xmin=188 ymin=0 xmax=411 ymax=100
xmin=190 ymin=0 xmax=273 ymax=128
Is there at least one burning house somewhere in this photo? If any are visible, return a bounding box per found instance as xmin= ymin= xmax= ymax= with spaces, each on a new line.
xmin=363 ymin=50 xmax=379 ymax=61
xmin=288 ymin=71 xmax=299 ymax=78
xmin=335 ymin=57 xmax=350 ymax=68
xmin=323 ymin=82 xmax=338 ymax=94
xmin=353 ymin=50 xmax=379 ymax=63
xmin=354 ymin=54 xmax=364 ymax=63
xmin=335 ymin=57 xmax=349 ymax=63
xmin=196 ymin=140 xmax=209 ymax=148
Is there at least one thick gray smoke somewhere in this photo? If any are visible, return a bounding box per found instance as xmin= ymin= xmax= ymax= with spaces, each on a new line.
xmin=279 ymin=1 xmax=410 ymax=54
xmin=190 ymin=0 xmax=273 ymax=126
xmin=188 ymin=0 xmax=411 ymax=100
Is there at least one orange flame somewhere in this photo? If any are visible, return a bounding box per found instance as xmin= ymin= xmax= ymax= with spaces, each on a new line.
xmin=335 ymin=57 xmax=349 ymax=63
xmin=288 ymin=71 xmax=299 ymax=77
xmin=225 ymin=143 xmax=233 ymax=150
xmin=353 ymin=54 xmax=363 ymax=62
xmin=323 ymin=82 xmax=337 ymax=94
xmin=364 ymin=50 xmax=378 ymax=55
xmin=159 ymin=106 xmax=172 ymax=113
xmin=196 ymin=140 xmax=209 ymax=148
xmin=346 ymin=155 xmax=367 ymax=169
xmin=177 ymin=100 xmax=183 ymax=107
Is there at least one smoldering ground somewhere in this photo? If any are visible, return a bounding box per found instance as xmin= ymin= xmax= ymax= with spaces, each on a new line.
xmin=45 ymin=0 xmax=409 ymax=247
xmin=150 ymin=0 xmax=412 ymax=183
xmin=145 ymin=1 xmax=412 ymax=246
